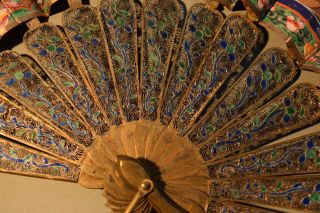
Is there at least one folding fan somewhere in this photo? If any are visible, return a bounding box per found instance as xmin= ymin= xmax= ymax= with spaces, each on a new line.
xmin=0 ymin=0 xmax=319 ymax=212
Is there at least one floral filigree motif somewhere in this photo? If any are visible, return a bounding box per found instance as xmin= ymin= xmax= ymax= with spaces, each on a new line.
xmin=0 ymin=51 xmax=94 ymax=147
xmin=63 ymin=6 xmax=122 ymax=125
xmin=0 ymin=139 xmax=80 ymax=181
xmin=172 ymin=15 xmax=259 ymax=133
xmin=0 ymin=94 xmax=85 ymax=161
xmin=24 ymin=24 xmax=109 ymax=135
xmin=160 ymin=4 xmax=223 ymax=125
xmin=99 ymin=0 xmax=139 ymax=122
xmin=141 ymin=0 xmax=180 ymax=121
xmin=189 ymin=48 xmax=298 ymax=145
xmin=200 ymin=83 xmax=320 ymax=162
xmin=209 ymin=133 xmax=320 ymax=179
xmin=219 ymin=175 xmax=320 ymax=211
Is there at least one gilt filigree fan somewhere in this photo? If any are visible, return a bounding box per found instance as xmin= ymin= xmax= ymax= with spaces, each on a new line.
xmin=0 ymin=0 xmax=319 ymax=212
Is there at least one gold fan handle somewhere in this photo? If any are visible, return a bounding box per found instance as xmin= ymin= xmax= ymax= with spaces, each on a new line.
xmin=117 ymin=156 xmax=186 ymax=213
xmin=125 ymin=179 xmax=154 ymax=213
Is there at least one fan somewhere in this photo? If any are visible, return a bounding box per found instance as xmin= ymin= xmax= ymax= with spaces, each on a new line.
xmin=0 ymin=0 xmax=319 ymax=212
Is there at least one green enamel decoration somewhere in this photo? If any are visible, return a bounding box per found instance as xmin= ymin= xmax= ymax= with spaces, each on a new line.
xmin=179 ymin=75 xmax=186 ymax=81
xmin=275 ymin=182 xmax=283 ymax=191
xmin=48 ymin=108 xmax=55 ymax=116
xmin=299 ymin=107 xmax=305 ymax=118
xmin=261 ymin=184 xmax=267 ymax=193
xmin=82 ymin=30 xmax=92 ymax=40
xmin=119 ymin=67 xmax=126 ymax=73
xmin=14 ymin=71 xmax=24 ymax=80
xmin=63 ymin=81 xmax=73 ymax=87
xmin=9 ymin=147 xmax=17 ymax=155
xmin=227 ymin=45 xmax=235 ymax=54
xmin=178 ymin=61 xmax=185 ymax=69
xmin=47 ymin=44 xmax=56 ymax=52
xmin=239 ymin=40 xmax=245 ymax=49
xmin=205 ymin=125 xmax=215 ymax=133
xmin=31 ymin=131 xmax=38 ymax=140
xmin=60 ymin=139 xmax=66 ymax=147
xmin=35 ymin=102 xmax=46 ymax=107
xmin=253 ymin=116 xmax=260 ymax=127
xmin=112 ymin=55 xmax=122 ymax=63
xmin=307 ymin=150 xmax=316 ymax=159
xmin=263 ymin=71 xmax=273 ymax=81
xmin=287 ymin=106 xmax=296 ymax=116
xmin=8 ymin=62 xmax=18 ymax=70
xmin=116 ymin=17 xmax=125 ymax=27
xmin=150 ymin=52 xmax=159 ymax=64
xmin=49 ymin=36 xmax=61 ymax=42
xmin=118 ymin=10 xmax=131 ymax=17
xmin=195 ymin=30 xmax=203 ymax=39
xmin=88 ymin=24 xmax=100 ymax=31
xmin=73 ymin=87 xmax=81 ymax=94
xmin=157 ymin=21 xmax=165 ymax=31
xmin=204 ymin=27 xmax=212 ymax=37
xmin=24 ymin=154 xmax=32 ymax=161
xmin=150 ymin=97 xmax=158 ymax=104
xmin=74 ymin=121 xmax=80 ymax=128
xmin=315 ymin=157 xmax=320 ymax=166
xmin=311 ymin=192 xmax=320 ymax=203
xmin=204 ymin=69 xmax=211 ymax=79
xmin=231 ymin=189 xmax=240 ymax=198
xmin=274 ymin=70 xmax=281 ymax=82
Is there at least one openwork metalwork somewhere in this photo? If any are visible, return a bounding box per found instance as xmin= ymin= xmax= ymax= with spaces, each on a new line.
xmin=0 ymin=0 xmax=319 ymax=212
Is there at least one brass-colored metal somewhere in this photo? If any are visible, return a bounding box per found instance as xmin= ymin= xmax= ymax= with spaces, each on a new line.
xmin=125 ymin=179 xmax=154 ymax=213
xmin=26 ymin=18 xmax=41 ymax=30
xmin=117 ymin=156 xmax=186 ymax=213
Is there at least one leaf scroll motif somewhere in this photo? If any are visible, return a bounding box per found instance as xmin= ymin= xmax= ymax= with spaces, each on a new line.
xmin=160 ymin=4 xmax=224 ymax=125
xmin=99 ymin=0 xmax=140 ymax=122
xmin=189 ymin=48 xmax=298 ymax=145
xmin=173 ymin=15 xmax=259 ymax=134
xmin=200 ymin=83 xmax=320 ymax=162
xmin=0 ymin=51 xmax=94 ymax=147
xmin=63 ymin=6 xmax=122 ymax=126
xmin=141 ymin=0 xmax=180 ymax=121
xmin=0 ymin=139 xmax=80 ymax=181
xmin=24 ymin=24 xmax=109 ymax=135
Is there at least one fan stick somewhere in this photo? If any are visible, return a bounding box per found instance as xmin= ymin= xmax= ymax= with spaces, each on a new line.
xmin=140 ymin=0 xmax=180 ymax=121
xmin=167 ymin=0 xmax=187 ymax=70
xmin=22 ymin=55 xmax=71 ymax=105
xmin=160 ymin=4 xmax=224 ymax=126
xmin=0 ymin=137 xmax=80 ymax=182
xmin=208 ymin=132 xmax=320 ymax=180
xmin=63 ymin=6 xmax=123 ymax=126
xmin=218 ymin=174 xmax=320 ymax=212
xmin=171 ymin=14 xmax=259 ymax=134
xmin=0 ymin=91 xmax=85 ymax=162
xmin=200 ymin=83 xmax=320 ymax=162
xmin=0 ymin=51 xmax=94 ymax=148
xmin=24 ymin=23 xmax=110 ymax=135
xmin=188 ymin=48 xmax=298 ymax=145
xmin=99 ymin=0 xmax=140 ymax=122
xmin=207 ymin=200 xmax=277 ymax=213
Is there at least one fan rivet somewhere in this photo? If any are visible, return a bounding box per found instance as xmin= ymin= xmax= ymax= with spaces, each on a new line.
xmin=141 ymin=182 xmax=152 ymax=191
